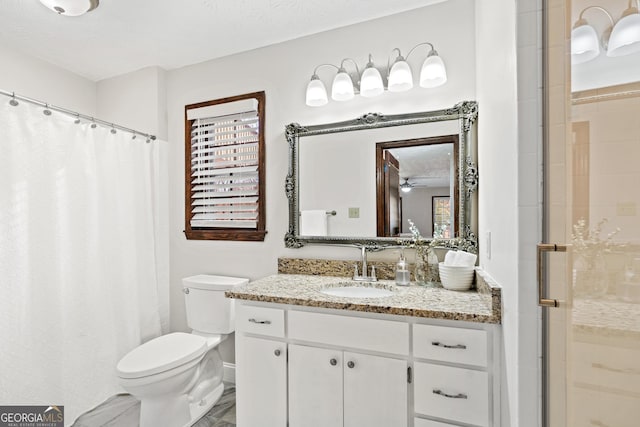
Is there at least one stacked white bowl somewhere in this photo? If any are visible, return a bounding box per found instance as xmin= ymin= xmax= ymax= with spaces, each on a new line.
xmin=439 ymin=250 xmax=477 ymax=291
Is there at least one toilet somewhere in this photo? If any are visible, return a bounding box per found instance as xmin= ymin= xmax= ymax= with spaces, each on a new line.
xmin=116 ymin=274 xmax=248 ymax=427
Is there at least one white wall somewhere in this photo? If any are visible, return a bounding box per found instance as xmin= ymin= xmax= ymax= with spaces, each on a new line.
xmin=166 ymin=0 xmax=476 ymax=361
xmin=96 ymin=66 xmax=168 ymax=140
xmin=475 ymin=0 xmax=524 ymax=426
xmin=403 ymin=186 xmax=450 ymax=237
xmin=476 ymin=0 xmax=544 ymax=426
xmin=0 ymin=43 xmax=96 ymax=115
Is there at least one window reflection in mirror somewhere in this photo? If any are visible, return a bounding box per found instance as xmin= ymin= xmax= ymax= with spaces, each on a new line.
xmin=375 ymin=135 xmax=459 ymax=238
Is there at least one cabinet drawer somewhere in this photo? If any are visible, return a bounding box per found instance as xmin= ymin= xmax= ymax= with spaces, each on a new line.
xmin=413 ymin=324 xmax=487 ymax=367
xmin=414 ymin=362 xmax=489 ymax=427
xmin=572 ymin=386 xmax=640 ymax=427
xmin=415 ymin=418 xmax=458 ymax=427
xmin=572 ymin=342 xmax=640 ymax=394
xmin=288 ymin=310 xmax=409 ymax=355
xmin=236 ymin=304 xmax=285 ymax=338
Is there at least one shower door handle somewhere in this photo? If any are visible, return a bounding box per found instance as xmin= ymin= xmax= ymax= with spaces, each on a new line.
xmin=537 ymin=243 xmax=567 ymax=307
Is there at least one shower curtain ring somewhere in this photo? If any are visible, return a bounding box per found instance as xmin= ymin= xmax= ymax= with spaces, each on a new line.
xmin=9 ymin=92 xmax=19 ymax=107
xmin=43 ymin=104 xmax=52 ymax=116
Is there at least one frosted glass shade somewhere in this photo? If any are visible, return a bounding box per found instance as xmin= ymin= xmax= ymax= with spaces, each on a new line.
xmin=331 ymin=71 xmax=355 ymax=101
xmin=607 ymin=11 xmax=640 ymax=57
xmin=360 ymin=66 xmax=384 ymax=98
xmin=38 ymin=0 xmax=98 ymax=16
xmin=306 ymin=77 xmax=328 ymax=107
xmin=388 ymin=60 xmax=414 ymax=92
xmin=571 ymin=24 xmax=600 ymax=64
xmin=419 ymin=54 xmax=447 ymax=88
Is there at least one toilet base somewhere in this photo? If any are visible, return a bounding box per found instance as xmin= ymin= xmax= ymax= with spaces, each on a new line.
xmin=183 ymin=382 xmax=225 ymax=427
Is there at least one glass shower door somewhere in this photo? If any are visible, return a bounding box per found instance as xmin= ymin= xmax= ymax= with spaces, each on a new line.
xmin=543 ymin=0 xmax=640 ymax=426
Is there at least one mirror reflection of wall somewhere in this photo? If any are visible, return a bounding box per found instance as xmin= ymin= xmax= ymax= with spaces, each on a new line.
xmin=376 ymin=136 xmax=458 ymax=238
xmin=299 ymin=120 xmax=459 ymax=238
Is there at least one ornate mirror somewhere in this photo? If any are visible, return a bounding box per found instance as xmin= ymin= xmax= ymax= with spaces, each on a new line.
xmin=285 ymin=101 xmax=478 ymax=251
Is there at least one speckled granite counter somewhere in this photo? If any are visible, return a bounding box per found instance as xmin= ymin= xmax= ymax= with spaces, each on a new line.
xmin=573 ymin=297 xmax=640 ymax=339
xmin=226 ymin=272 xmax=502 ymax=324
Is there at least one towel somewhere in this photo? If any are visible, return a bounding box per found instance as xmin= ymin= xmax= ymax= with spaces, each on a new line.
xmin=444 ymin=250 xmax=477 ymax=267
xmin=301 ymin=210 xmax=328 ymax=236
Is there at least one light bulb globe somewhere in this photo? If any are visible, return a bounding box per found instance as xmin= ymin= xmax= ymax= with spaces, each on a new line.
xmin=607 ymin=10 xmax=640 ymax=57
xmin=360 ymin=66 xmax=384 ymax=98
xmin=388 ymin=60 xmax=413 ymax=92
xmin=571 ymin=23 xmax=600 ymax=64
xmin=331 ymin=71 xmax=355 ymax=101
xmin=419 ymin=54 xmax=447 ymax=88
xmin=306 ymin=77 xmax=328 ymax=107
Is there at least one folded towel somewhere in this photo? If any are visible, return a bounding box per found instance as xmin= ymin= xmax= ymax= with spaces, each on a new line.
xmin=444 ymin=250 xmax=458 ymax=266
xmin=453 ymin=250 xmax=477 ymax=267
xmin=300 ymin=210 xmax=328 ymax=236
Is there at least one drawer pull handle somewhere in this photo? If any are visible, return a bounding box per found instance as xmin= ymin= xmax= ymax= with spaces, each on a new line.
xmin=330 ymin=358 xmax=337 ymax=366
xmin=248 ymin=318 xmax=271 ymax=325
xmin=274 ymin=349 xmax=281 ymax=357
xmin=432 ymin=341 xmax=467 ymax=350
xmin=592 ymin=362 xmax=640 ymax=375
xmin=433 ymin=389 xmax=468 ymax=399
xmin=347 ymin=361 xmax=355 ymax=369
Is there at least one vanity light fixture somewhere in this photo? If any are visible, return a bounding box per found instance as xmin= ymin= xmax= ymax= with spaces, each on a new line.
xmin=38 ymin=0 xmax=99 ymax=16
xmin=305 ymin=41 xmax=447 ymax=107
xmin=400 ymin=178 xmax=413 ymax=193
xmin=571 ymin=1 xmax=640 ymax=64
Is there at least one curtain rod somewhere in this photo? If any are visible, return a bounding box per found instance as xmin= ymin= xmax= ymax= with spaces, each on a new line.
xmin=0 ymin=89 xmax=157 ymax=142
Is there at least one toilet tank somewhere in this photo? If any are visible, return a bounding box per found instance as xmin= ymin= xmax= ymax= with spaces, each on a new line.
xmin=182 ymin=274 xmax=249 ymax=334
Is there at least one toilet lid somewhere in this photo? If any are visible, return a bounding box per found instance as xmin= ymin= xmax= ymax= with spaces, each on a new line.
xmin=117 ymin=332 xmax=207 ymax=379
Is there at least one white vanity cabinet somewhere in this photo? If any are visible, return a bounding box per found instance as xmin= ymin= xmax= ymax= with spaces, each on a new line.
xmin=235 ymin=305 xmax=287 ymax=427
xmin=234 ymin=300 xmax=500 ymax=427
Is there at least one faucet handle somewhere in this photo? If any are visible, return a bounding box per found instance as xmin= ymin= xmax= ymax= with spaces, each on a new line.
xmin=353 ymin=263 xmax=359 ymax=278
xmin=370 ymin=265 xmax=377 ymax=281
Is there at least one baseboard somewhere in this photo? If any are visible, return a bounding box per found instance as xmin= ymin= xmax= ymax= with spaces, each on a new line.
xmin=223 ymin=362 xmax=235 ymax=384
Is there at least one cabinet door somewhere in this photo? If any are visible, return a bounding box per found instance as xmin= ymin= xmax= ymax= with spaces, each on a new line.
xmin=288 ymin=344 xmax=343 ymax=427
xmin=235 ymin=335 xmax=287 ymax=427
xmin=343 ymin=351 xmax=407 ymax=427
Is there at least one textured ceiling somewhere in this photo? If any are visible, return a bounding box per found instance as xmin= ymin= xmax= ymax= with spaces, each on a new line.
xmin=0 ymin=0 xmax=447 ymax=81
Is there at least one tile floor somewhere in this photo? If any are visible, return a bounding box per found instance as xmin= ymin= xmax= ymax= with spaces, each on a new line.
xmin=71 ymin=384 xmax=236 ymax=427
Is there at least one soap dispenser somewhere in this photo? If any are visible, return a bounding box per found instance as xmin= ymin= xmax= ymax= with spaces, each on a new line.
xmin=395 ymin=250 xmax=411 ymax=286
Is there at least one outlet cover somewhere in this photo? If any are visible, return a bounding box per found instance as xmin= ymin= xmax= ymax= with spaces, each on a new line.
xmin=617 ymin=202 xmax=637 ymax=216
xmin=348 ymin=207 xmax=360 ymax=218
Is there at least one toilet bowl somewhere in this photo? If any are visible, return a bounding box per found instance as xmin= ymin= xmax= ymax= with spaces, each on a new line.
xmin=116 ymin=275 xmax=248 ymax=427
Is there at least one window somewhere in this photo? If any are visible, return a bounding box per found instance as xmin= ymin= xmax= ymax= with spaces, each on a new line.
xmin=432 ymin=196 xmax=451 ymax=238
xmin=184 ymin=91 xmax=266 ymax=241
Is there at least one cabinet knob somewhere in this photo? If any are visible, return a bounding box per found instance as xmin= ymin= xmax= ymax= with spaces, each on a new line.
xmin=330 ymin=358 xmax=337 ymax=366
xmin=274 ymin=349 xmax=281 ymax=357
xmin=347 ymin=361 xmax=355 ymax=369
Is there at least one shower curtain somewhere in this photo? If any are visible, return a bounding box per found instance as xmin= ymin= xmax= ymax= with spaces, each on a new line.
xmin=0 ymin=99 xmax=169 ymax=425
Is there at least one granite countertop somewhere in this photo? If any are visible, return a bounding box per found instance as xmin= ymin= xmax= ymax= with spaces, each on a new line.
xmin=226 ymin=273 xmax=502 ymax=324
xmin=573 ymin=297 xmax=640 ymax=339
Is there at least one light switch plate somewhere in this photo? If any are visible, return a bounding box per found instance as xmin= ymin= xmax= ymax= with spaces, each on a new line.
xmin=617 ymin=202 xmax=637 ymax=216
xmin=348 ymin=207 xmax=360 ymax=218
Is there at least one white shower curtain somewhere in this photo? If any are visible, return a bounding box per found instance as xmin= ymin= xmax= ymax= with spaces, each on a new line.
xmin=0 ymin=99 xmax=169 ymax=425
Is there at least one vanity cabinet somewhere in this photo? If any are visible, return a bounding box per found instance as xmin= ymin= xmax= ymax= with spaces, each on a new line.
xmin=289 ymin=344 xmax=407 ymax=427
xmin=235 ymin=306 xmax=287 ymax=427
xmin=570 ymin=336 xmax=640 ymax=427
xmin=234 ymin=301 xmax=500 ymax=427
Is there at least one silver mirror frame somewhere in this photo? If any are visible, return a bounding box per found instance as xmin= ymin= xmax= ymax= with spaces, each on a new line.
xmin=284 ymin=100 xmax=478 ymax=251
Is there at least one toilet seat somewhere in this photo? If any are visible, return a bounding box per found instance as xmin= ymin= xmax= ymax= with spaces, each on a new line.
xmin=117 ymin=332 xmax=207 ymax=379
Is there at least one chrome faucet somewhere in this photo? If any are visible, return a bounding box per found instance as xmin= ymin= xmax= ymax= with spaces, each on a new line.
xmin=353 ymin=246 xmax=377 ymax=282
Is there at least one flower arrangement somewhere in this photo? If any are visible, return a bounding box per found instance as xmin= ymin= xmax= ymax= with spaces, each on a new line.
xmin=571 ymin=218 xmax=619 ymax=263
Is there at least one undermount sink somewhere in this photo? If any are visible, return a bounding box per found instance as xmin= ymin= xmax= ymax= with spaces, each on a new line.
xmin=319 ymin=283 xmax=395 ymax=298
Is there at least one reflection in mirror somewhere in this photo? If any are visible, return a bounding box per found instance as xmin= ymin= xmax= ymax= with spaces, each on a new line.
xmin=376 ymin=135 xmax=458 ymax=238
xmin=285 ymin=101 xmax=478 ymax=250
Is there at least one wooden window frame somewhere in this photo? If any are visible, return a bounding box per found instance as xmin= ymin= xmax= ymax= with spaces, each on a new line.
xmin=432 ymin=195 xmax=451 ymax=238
xmin=184 ymin=91 xmax=267 ymax=241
